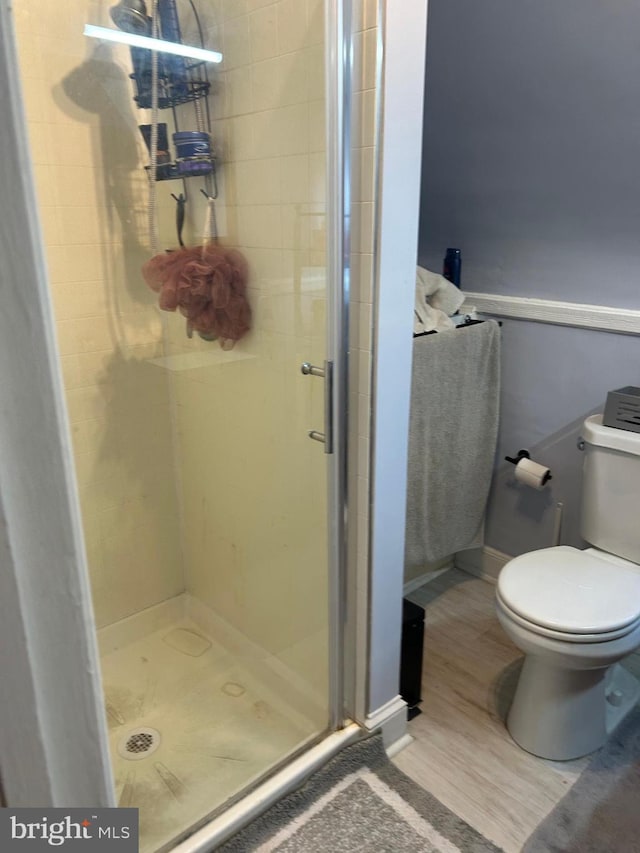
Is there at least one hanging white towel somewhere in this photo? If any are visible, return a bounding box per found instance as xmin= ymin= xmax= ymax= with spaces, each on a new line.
xmin=416 ymin=266 xmax=465 ymax=314
xmin=413 ymin=300 xmax=453 ymax=334
xmin=414 ymin=266 xmax=465 ymax=334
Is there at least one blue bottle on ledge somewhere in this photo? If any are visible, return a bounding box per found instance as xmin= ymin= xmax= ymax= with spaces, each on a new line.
xmin=443 ymin=247 xmax=461 ymax=287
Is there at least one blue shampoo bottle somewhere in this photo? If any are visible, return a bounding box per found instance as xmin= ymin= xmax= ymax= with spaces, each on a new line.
xmin=443 ymin=248 xmax=461 ymax=287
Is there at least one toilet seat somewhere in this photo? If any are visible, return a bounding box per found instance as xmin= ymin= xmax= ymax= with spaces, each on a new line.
xmin=498 ymin=546 xmax=640 ymax=638
xmin=496 ymin=589 xmax=640 ymax=643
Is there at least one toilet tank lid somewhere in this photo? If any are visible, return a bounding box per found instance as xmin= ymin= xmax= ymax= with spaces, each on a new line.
xmin=498 ymin=546 xmax=640 ymax=634
xmin=584 ymin=414 xmax=640 ymax=456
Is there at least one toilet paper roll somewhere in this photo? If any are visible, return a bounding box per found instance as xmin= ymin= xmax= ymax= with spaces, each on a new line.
xmin=515 ymin=457 xmax=551 ymax=490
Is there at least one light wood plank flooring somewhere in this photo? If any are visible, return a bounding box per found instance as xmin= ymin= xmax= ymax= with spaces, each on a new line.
xmin=392 ymin=568 xmax=612 ymax=852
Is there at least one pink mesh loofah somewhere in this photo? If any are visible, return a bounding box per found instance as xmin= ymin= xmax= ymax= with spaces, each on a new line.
xmin=142 ymin=244 xmax=251 ymax=347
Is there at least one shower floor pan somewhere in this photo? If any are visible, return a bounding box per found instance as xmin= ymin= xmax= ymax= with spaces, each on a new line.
xmin=99 ymin=601 xmax=318 ymax=853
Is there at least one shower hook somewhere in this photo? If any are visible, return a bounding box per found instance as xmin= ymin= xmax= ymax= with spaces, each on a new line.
xmin=200 ymin=187 xmax=218 ymax=202
xmin=171 ymin=192 xmax=186 ymax=247
xmin=200 ymin=162 xmax=219 ymax=201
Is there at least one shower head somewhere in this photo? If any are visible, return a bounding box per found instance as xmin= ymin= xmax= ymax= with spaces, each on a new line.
xmin=109 ymin=0 xmax=151 ymax=35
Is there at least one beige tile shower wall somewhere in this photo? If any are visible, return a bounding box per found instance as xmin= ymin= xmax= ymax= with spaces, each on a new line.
xmin=154 ymin=0 xmax=330 ymax=702
xmin=348 ymin=0 xmax=378 ymax=663
xmin=13 ymin=3 xmax=185 ymax=628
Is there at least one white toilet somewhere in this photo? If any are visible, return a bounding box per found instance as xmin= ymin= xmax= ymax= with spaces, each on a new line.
xmin=496 ymin=414 xmax=640 ymax=760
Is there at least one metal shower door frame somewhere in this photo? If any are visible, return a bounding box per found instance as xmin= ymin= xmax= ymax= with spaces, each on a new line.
xmin=0 ymin=0 xmax=357 ymax=823
xmin=325 ymin=0 xmax=352 ymax=732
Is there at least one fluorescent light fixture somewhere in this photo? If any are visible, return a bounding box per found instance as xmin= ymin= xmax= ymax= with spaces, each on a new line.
xmin=83 ymin=24 xmax=223 ymax=64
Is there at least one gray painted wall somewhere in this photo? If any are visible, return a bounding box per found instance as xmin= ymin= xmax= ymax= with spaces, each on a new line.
xmin=419 ymin=0 xmax=640 ymax=556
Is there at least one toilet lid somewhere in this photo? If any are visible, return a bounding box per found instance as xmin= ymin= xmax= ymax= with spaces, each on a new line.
xmin=498 ymin=546 xmax=640 ymax=634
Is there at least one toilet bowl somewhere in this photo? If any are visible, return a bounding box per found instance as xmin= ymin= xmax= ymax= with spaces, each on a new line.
xmin=496 ymin=415 xmax=640 ymax=760
xmin=497 ymin=546 xmax=640 ymax=760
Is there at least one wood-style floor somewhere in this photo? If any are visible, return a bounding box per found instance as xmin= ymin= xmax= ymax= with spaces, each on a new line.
xmin=392 ymin=568 xmax=607 ymax=852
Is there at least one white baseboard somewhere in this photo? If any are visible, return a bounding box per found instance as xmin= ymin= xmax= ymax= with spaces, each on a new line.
xmin=455 ymin=546 xmax=512 ymax=583
xmin=363 ymin=695 xmax=408 ymax=753
xmin=403 ymin=563 xmax=453 ymax=596
xmin=385 ymin=732 xmax=413 ymax=759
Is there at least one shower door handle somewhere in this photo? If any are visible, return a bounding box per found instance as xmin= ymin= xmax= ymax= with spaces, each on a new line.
xmin=301 ymin=360 xmax=334 ymax=454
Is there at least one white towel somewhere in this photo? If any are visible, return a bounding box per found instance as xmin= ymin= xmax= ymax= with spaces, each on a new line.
xmin=414 ymin=266 xmax=465 ymax=334
xmin=413 ymin=301 xmax=454 ymax=334
xmin=416 ymin=266 xmax=465 ymax=314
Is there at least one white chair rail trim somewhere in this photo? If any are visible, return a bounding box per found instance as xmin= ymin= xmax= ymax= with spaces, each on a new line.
xmin=462 ymin=292 xmax=640 ymax=336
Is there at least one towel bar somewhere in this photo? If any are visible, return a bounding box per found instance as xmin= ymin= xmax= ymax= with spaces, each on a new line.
xmin=413 ymin=318 xmax=501 ymax=339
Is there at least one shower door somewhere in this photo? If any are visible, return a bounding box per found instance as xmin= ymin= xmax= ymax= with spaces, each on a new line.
xmin=10 ymin=0 xmax=348 ymax=849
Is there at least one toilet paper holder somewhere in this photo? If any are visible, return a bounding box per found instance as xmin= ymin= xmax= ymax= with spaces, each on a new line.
xmin=505 ymin=448 xmax=531 ymax=465
xmin=505 ymin=449 xmax=553 ymax=485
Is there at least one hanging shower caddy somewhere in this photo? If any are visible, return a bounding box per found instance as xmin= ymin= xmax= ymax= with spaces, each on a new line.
xmin=113 ymin=0 xmax=218 ymax=237
xmin=109 ymin=1 xmax=249 ymax=347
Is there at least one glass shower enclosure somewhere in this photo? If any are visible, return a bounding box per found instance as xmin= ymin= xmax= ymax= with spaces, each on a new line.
xmin=11 ymin=0 xmax=348 ymax=849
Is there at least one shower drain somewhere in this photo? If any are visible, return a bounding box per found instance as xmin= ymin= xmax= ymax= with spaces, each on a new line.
xmin=117 ymin=727 xmax=161 ymax=761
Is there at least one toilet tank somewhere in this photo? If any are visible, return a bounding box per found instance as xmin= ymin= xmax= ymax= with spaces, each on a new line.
xmin=581 ymin=414 xmax=640 ymax=563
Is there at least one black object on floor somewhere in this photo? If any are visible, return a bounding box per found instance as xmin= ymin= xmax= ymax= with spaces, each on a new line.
xmin=401 ymin=598 xmax=425 ymax=719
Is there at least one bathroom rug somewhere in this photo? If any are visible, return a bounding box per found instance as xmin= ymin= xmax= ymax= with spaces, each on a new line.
xmin=220 ymin=734 xmax=504 ymax=852
xmin=523 ymin=702 xmax=640 ymax=853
